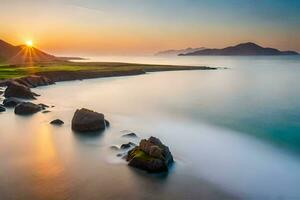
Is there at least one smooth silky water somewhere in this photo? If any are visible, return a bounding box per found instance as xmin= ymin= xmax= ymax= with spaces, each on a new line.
xmin=0 ymin=56 xmax=300 ymax=199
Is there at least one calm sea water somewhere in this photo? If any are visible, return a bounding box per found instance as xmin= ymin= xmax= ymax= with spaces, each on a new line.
xmin=0 ymin=55 xmax=300 ymax=199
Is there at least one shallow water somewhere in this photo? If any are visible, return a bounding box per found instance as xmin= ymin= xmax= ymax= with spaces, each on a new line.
xmin=1 ymin=55 xmax=300 ymax=199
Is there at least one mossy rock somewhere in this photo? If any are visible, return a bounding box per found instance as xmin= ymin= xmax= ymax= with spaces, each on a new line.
xmin=126 ymin=136 xmax=173 ymax=173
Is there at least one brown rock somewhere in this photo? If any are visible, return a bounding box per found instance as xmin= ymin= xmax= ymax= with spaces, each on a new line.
xmin=71 ymin=108 xmax=108 ymax=132
xmin=4 ymin=81 xmax=38 ymax=99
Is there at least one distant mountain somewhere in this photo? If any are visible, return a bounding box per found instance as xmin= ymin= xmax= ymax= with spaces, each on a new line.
xmin=155 ymin=47 xmax=206 ymax=56
xmin=179 ymin=42 xmax=299 ymax=56
xmin=0 ymin=39 xmax=58 ymax=64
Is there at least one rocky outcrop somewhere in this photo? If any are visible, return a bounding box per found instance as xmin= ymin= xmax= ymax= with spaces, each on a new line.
xmin=3 ymin=97 xmax=22 ymax=107
xmin=4 ymin=81 xmax=38 ymax=99
xmin=126 ymin=136 xmax=174 ymax=173
xmin=14 ymin=102 xmax=42 ymax=115
xmin=71 ymin=108 xmax=109 ymax=132
xmin=16 ymin=75 xmax=55 ymax=88
xmin=50 ymin=119 xmax=64 ymax=126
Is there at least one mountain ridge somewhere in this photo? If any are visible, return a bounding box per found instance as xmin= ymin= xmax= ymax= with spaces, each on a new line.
xmin=179 ymin=42 xmax=299 ymax=56
xmin=0 ymin=39 xmax=58 ymax=64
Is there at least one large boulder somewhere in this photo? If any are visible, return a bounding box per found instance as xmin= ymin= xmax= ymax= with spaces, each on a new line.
xmin=14 ymin=102 xmax=42 ymax=115
xmin=4 ymin=81 xmax=38 ymax=99
xmin=3 ymin=97 xmax=22 ymax=107
xmin=126 ymin=136 xmax=174 ymax=173
xmin=71 ymin=108 xmax=108 ymax=132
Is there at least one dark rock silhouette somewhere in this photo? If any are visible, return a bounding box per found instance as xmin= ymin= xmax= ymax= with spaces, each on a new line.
xmin=0 ymin=105 xmax=6 ymax=112
xmin=122 ymin=132 xmax=138 ymax=138
xmin=121 ymin=142 xmax=136 ymax=149
xmin=4 ymin=81 xmax=38 ymax=99
xmin=126 ymin=136 xmax=174 ymax=173
xmin=16 ymin=75 xmax=55 ymax=88
xmin=14 ymin=102 xmax=42 ymax=115
xmin=3 ymin=97 xmax=22 ymax=107
xmin=42 ymin=110 xmax=51 ymax=114
xmin=50 ymin=119 xmax=64 ymax=126
xmin=72 ymin=108 xmax=108 ymax=132
xmin=180 ymin=42 xmax=299 ymax=56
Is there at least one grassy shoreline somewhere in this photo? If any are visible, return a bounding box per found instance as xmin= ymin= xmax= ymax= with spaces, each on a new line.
xmin=0 ymin=61 xmax=217 ymax=82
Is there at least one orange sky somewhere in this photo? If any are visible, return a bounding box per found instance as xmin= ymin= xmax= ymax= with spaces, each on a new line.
xmin=0 ymin=0 xmax=299 ymax=56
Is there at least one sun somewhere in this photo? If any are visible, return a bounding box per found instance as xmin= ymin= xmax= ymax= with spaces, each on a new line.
xmin=25 ymin=40 xmax=33 ymax=47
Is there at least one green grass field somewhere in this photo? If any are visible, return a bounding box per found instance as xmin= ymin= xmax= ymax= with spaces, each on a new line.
xmin=0 ymin=61 xmax=215 ymax=80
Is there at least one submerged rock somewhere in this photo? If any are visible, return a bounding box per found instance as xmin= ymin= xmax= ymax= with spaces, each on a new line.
xmin=42 ymin=110 xmax=51 ymax=114
xmin=110 ymin=145 xmax=120 ymax=150
xmin=38 ymin=103 xmax=49 ymax=110
xmin=4 ymin=81 xmax=38 ymax=99
xmin=122 ymin=132 xmax=138 ymax=138
xmin=121 ymin=142 xmax=136 ymax=149
xmin=14 ymin=102 xmax=42 ymax=115
xmin=50 ymin=119 xmax=64 ymax=126
xmin=3 ymin=97 xmax=22 ymax=107
xmin=71 ymin=108 xmax=108 ymax=132
xmin=0 ymin=105 xmax=6 ymax=112
xmin=126 ymin=136 xmax=174 ymax=173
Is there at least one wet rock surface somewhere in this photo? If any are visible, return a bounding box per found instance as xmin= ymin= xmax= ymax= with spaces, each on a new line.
xmin=4 ymin=81 xmax=38 ymax=99
xmin=50 ymin=119 xmax=64 ymax=126
xmin=0 ymin=105 xmax=6 ymax=112
xmin=16 ymin=75 xmax=55 ymax=88
xmin=126 ymin=136 xmax=174 ymax=173
xmin=121 ymin=142 xmax=136 ymax=149
xmin=3 ymin=97 xmax=22 ymax=107
xmin=72 ymin=108 xmax=108 ymax=132
xmin=122 ymin=132 xmax=138 ymax=138
xmin=14 ymin=102 xmax=42 ymax=115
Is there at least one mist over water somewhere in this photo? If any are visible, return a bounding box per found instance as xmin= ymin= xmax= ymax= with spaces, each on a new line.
xmin=1 ymin=55 xmax=300 ymax=199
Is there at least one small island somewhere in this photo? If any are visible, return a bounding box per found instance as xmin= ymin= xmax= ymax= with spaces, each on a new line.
xmin=179 ymin=42 xmax=299 ymax=56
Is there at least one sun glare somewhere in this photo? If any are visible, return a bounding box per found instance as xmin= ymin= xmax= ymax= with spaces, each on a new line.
xmin=26 ymin=40 xmax=33 ymax=47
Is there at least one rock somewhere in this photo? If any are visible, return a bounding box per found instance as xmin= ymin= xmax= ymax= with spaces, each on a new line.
xmin=14 ymin=102 xmax=42 ymax=115
xmin=121 ymin=142 xmax=136 ymax=149
xmin=105 ymin=120 xmax=110 ymax=127
xmin=50 ymin=119 xmax=64 ymax=125
xmin=4 ymin=81 xmax=38 ymax=99
xmin=71 ymin=108 xmax=108 ymax=132
xmin=0 ymin=105 xmax=6 ymax=112
xmin=42 ymin=110 xmax=51 ymax=114
xmin=3 ymin=97 xmax=22 ymax=107
xmin=126 ymin=136 xmax=174 ymax=173
xmin=16 ymin=75 xmax=55 ymax=88
xmin=0 ymin=91 xmax=3 ymax=95
xmin=110 ymin=145 xmax=120 ymax=150
xmin=38 ymin=103 xmax=49 ymax=110
xmin=122 ymin=132 xmax=138 ymax=138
